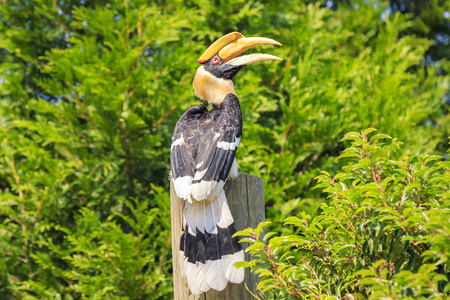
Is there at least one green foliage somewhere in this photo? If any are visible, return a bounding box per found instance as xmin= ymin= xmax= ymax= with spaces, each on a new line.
xmin=237 ymin=129 xmax=450 ymax=299
xmin=0 ymin=0 xmax=449 ymax=298
xmin=0 ymin=0 xmax=184 ymax=298
xmin=240 ymin=0 xmax=450 ymax=228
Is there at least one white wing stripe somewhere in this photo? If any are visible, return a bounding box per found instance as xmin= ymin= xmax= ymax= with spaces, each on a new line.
xmin=193 ymin=168 xmax=208 ymax=180
xmin=173 ymin=175 xmax=193 ymax=201
xmin=171 ymin=134 xmax=185 ymax=150
xmin=216 ymin=137 xmax=240 ymax=151
xmin=217 ymin=141 xmax=235 ymax=151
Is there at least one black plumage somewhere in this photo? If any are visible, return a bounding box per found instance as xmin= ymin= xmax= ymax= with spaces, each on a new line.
xmin=180 ymin=223 xmax=242 ymax=264
xmin=171 ymin=93 xmax=242 ymax=194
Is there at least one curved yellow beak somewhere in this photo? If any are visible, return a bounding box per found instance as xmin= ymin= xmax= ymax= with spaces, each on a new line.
xmin=197 ymin=32 xmax=282 ymax=66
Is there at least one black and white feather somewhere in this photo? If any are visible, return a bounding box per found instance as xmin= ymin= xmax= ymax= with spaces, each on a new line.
xmin=170 ymin=93 xmax=245 ymax=294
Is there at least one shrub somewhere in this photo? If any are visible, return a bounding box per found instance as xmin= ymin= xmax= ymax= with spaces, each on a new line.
xmin=237 ymin=129 xmax=450 ymax=299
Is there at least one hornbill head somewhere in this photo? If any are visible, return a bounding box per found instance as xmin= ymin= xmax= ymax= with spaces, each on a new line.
xmin=193 ymin=32 xmax=282 ymax=105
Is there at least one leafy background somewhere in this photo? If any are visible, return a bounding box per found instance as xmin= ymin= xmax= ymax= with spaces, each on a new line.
xmin=0 ymin=0 xmax=449 ymax=299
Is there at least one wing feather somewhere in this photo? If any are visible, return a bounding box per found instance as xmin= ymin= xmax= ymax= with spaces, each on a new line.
xmin=171 ymin=94 xmax=242 ymax=202
xmin=191 ymin=94 xmax=242 ymax=201
xmin=171 ymin=104 xmax=208 ymax=200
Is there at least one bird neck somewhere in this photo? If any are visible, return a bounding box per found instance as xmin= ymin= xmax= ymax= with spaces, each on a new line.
xmin=193 ymin=65 xmax=236 ymax=106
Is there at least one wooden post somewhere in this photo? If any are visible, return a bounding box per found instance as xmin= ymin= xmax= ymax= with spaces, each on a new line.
xmin=170 ymin=174 xmax=265 ymax=300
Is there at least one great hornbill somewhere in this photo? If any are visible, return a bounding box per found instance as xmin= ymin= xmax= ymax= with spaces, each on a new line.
xmin=170 ymin=32 xmax=282 ymax=294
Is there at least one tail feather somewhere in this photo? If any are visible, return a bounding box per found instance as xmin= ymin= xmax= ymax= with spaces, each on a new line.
xmin=185 ymin=262 xmax=204 ymax=295
xmin=195 ymin=201 xmax=209 ymax=293
xmin=180 ymin=192 xmax=245 ymax=294
xmin=216 ymin=191 xmax=245 ymax=283
xmin=214 ymin=190 xmax=234 ymax=228
xmin=226 ymin=250 xmax=245 ymax=283
xmin=205 ymin=197 xmax=228 ymax=291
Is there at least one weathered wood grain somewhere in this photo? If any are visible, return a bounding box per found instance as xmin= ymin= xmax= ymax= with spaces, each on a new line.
xmin=170 ymin=174 xmax=265 ymax=300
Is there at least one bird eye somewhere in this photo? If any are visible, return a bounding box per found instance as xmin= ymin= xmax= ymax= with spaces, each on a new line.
xmin=211 ymin=56 xmax=220 ymax=65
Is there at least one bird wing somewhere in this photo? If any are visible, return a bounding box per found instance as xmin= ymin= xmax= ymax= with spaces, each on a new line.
xmin=171 ymin=94 xmax=242 ymax=202
xmin=171 ymin=104 xmax=208 ymax=200
xmin=190 ymin=94 xmax=242 ymax=201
